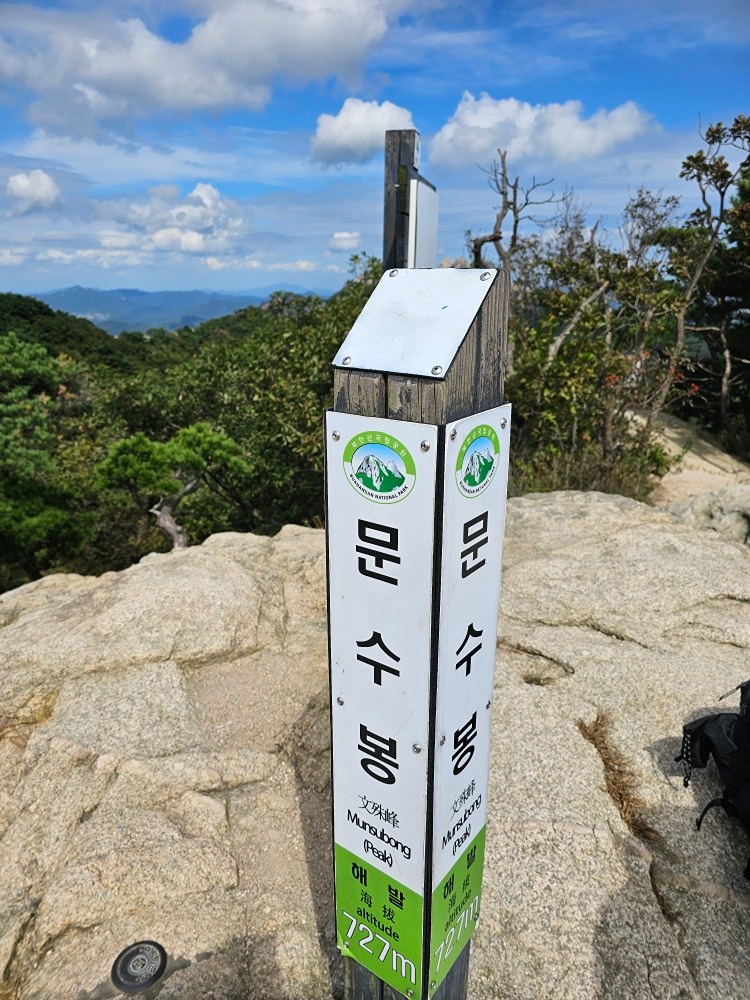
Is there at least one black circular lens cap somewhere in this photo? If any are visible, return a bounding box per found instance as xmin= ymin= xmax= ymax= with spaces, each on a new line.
xmin=111 ymin=940 xmax=167 ymax=994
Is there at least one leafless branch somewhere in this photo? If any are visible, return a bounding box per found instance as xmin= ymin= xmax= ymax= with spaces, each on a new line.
xmin=149 ymin=477 xmax=201 ymax=549
xmin=544 ymin=281 xmax=610 ymax=371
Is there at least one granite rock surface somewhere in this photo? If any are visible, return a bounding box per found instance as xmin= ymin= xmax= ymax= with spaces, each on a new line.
xmin=1 ymin=495 xmax=750 ymax=999
xmin=668 ymin=485 xmax=750 ymax=547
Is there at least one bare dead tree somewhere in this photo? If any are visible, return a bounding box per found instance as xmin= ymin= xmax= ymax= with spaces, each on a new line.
xmin=462 ymin=149 xmax=569 ymax=374
xmin=149 ymin=478 xmax=201 ymax=549
xmin=466 ymin=149 xmax=563 ymax=271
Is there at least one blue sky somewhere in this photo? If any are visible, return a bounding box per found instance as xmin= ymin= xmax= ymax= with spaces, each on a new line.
xmin=0 ymin=0 xmax=748 ymax=295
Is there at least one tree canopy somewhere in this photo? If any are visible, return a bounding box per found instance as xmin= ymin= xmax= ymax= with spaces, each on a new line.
xmin=1 ymin=119 xmax=748 ymax=593
xmin=463 ymin=114 xmax=750 ymax=496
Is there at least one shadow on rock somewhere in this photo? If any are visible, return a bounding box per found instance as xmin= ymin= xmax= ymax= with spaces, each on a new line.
xmin=283 ymin=689 xmax=342 ymax=1000
xmin=73 ymin=935 xmax=300 ymax=1000
xmin=591 ymin=735 xmax=750 ymax=1000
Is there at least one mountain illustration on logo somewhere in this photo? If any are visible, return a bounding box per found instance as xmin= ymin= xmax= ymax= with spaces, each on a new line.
xmin=462 ymin=446 xmax=495 ymax=487
xmin=356 ymin=454 xmax=406 ymax=493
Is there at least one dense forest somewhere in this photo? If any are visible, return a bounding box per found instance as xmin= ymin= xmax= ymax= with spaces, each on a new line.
xmin=1 ymin=116 xmax=748 ymax=594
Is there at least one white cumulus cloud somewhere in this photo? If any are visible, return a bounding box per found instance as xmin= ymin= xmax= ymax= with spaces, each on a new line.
xmin=312 ymin=97 xmax=414 ymax=164
xmin=0 ymin=0 xmax=410 ymax=137
xmin=0 ymin=248 xmax=26 ymax=266
xmin=328 ymin=230 xmax=361 ymax=251
xmin=35 ymin=247 xmax=142 ymax=268
xmin=429 ymin=93 xmax=652 ymax=168
xmin=102 ymin=181 xmax=244 ymax=256
xmin=268 ymin=259 xmax=318 ymax=271
xmin=6 ymin=168 xmax=62 ymax=214
xmin=150 ymin=226 xmax=205 ymax=251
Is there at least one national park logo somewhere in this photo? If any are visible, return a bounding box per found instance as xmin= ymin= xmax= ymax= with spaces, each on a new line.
xmin=456 ymin=424 xmax=499 ymax=498
xmin=343 ymin=432 xmax=416 ymax=504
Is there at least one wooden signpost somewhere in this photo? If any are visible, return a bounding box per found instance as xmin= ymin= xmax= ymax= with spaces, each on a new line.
xmin=326 ymin=267 xmax=510 ymax=1000
xmin=383 ymin=130 xmax=438 ymax=271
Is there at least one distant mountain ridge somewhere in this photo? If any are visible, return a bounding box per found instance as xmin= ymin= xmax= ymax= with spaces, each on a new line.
xmin=35 ymin=287 xmax=263 ymax=334
xmin=35 ymin=285 xmax=324 ymax=334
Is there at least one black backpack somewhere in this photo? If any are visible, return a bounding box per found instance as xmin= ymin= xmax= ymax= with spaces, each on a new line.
xmin=676 ymin=680 xmax=750 ymax=879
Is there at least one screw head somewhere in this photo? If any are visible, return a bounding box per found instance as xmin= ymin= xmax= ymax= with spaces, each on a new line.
xmin=420 ymin=440 xmax=431 ymax=452
xmin=486 ymin=699 xmax=491 ymax=709
xmin=450 ymin=429 xmax=457 ymax=441
xmin=412 ymin=743 xmax=422 ymax=754
xmin=331 ymin=430 xmax=340 ymax=441
xmin=439 ymin=735 xmax=446 ymax=746
xmin=500 ymin=418 xmax=507 ymax=430
xmin=342 ymin=356 xmax=351 ymax=366
xmin=337 ymin=696 xmax=344 ymax=705
xmin=431 ymin=365 xmax=443 ymax=376
xmin=480 ymin=270 xmax=491 ymax=281
xmin=389 ymin=269 xmax=399 ymax=277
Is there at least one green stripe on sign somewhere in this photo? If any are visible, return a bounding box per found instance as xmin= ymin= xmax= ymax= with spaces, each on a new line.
xmin=334 ymin=843 xmax=423 ymax=997
xmin=428 ymin=826 xmax=486 ymax=996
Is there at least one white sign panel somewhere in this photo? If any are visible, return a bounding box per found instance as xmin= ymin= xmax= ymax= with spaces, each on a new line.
xmin=407 ymin=177 xmax=438 ymax=269
xmin=427 ymin=404 xmax=511 ymax=993
xmin=326 ymin=412 xmax=439 ymax=996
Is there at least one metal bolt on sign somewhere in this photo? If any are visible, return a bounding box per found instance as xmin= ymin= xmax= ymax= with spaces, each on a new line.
xmin=327 ymin=267 xmax=511 ymax=1000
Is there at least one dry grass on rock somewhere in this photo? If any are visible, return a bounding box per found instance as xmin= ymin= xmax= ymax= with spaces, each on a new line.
xmin=577 ymin=710 xmax=664 ymax=847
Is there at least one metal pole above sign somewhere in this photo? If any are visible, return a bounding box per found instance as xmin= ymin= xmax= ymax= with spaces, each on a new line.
xmin=327 ymin=267 xmax=510 ymax=1000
